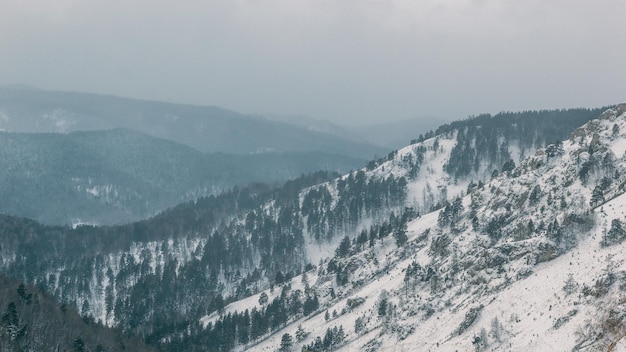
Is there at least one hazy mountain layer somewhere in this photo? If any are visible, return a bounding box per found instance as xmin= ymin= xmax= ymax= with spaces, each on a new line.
xmin=0 ymin=129 xmax=364 ymax=225
xmin=0 ymin=87 xmax=386 ymax=159
xmin=350 ymin=116 xmax=447 ymax=149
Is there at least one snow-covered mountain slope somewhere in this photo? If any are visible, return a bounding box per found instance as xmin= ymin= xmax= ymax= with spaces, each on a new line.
xmin=0 ymin=106 xmax=616 ymax=351
xmin=293 ymin=108 xmax=598 ymax=263
xmin=205 ymin=104 xmax=626 ymax=351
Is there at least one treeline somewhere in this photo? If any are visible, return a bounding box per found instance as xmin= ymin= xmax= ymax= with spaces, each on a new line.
xmin=446 ymin=108 xmax=608 ymax=178
xmin=169 ymin=281 xmax=319 ymax=351
xmin=301 ymin=170 xmax=408 ymax=241
xmin=365 ymin=146 xmax=426 ymax=180
xmin=0 ymin=170 xmax=340 ymax=274
xmin=302 ymin=325 xmax=346 ymax=352
xmin=406 ymin=108 xmax=608 ymax=178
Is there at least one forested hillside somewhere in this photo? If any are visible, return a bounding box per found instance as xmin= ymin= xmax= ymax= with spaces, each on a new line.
xmin=0 ymin=129 xmax=364 ymax=225
xmin=432 ymin=109 xmax=607 ymax=178
xmin=0 ymin=170 xmax=371 ymax=349
xmin=0 ymin=274 xmax=155 ymax=352
xmin=0 ymin=106 xmax=615 ymax=351
xmin=201 ymin=105 xmax=626 ymax=351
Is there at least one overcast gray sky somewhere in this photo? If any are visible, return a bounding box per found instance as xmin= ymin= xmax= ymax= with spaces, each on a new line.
xmin=1 ymin=0 xmax=625 ymax=125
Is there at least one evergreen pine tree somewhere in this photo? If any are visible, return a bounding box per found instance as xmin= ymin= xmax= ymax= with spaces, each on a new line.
xmin=296 ymin=324 xmax=308 ymax=342
xmin=590 ymin=186 xmax=605 ymax=207
xmin=393 ymin=222 xmax=408 ymax=246
xmin=279 ymin=333 xmax=293 ymax=352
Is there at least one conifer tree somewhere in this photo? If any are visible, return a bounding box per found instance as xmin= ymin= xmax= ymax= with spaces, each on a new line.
xmin=279 ymin=333 xmax=293 ymax=352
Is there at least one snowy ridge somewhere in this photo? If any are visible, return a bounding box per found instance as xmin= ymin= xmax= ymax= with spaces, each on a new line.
xmin=217 ymin=104 xmax=626 ymax=351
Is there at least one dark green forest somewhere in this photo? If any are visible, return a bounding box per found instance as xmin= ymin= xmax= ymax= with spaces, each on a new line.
xmin=0 ymin=275 xmax=154 ymax=352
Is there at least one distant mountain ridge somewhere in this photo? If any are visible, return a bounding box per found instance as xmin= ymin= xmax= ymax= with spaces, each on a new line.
xmin=0 ymin=128 xmax=364 ymax=225
xmin=0 ymin=86 xmax=386 ymax=159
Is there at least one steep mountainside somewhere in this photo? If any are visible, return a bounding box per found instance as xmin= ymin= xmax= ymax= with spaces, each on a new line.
xmin=0 ymin=106 xmax=618 ymax=351
xmin=242 ymin=103 xmax=626 ymax=351
xmin=0 ymin=87 xmax=386 ymax=159
xmin=0 ymin=129 xmax=363 ymax=225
